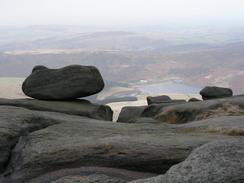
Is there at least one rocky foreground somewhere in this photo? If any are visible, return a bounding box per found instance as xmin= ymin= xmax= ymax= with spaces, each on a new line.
xmin=0 ymin=65 xmax=243 ymax=183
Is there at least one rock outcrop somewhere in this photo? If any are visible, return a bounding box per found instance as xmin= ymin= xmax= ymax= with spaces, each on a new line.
xmin=0 ymin=98 xmax=113 ymax=121
xmin=1 ymin=104 xmax=243 ymax=183
xmin=22 ymin=65 xmax=105 ymax=100
xmin=200 ymin=86 xmax=233 ymax=100
xmin=130 ymin=138 xmax=244 ymax=183
xmin=156 ymin=95 xmax=244 ymax=123
xmin=0 ymin=76 xmax=243 ymax=183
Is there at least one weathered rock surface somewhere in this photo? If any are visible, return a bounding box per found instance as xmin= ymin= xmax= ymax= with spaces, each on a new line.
xmin=0 ymin=105 xmax=244 ymax=183
xmin=200 ymin=86 xmax=233 ymax=100
xmin=0 ymin=106 xmax=84 ymax=173
xmin=176 ymin=116 xmax=244 ymax=135
xmin=27 ymin=167 xmax=155 ymax=183
xmin=50 ymin=174 xmax=126 ymax=183
xmin=22 ymin=65 xmax=105 ymax=100
xmin=156 ymin=95 xmax=244 ymax=123
xmin=130 ymin=138 xmax=244 ymax=183
xmin=117 ymin=106 xmax=146 ymax=122
xmin=2 ymin=110 xmax=244 ymax=183
xmin=0 ymin=98 xmax=113 ymax=121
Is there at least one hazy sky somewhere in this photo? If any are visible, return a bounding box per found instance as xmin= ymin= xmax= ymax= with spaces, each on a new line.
xmin=1 ymin=0 xmax=244 ymax=26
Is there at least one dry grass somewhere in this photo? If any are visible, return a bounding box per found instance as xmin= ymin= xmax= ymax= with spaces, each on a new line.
xmin=196 ymin=103 xmax=244 ymax=121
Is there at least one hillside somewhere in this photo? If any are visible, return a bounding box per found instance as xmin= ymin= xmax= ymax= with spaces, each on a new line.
xmin=0 ymin=27 xmax=244 ymax=94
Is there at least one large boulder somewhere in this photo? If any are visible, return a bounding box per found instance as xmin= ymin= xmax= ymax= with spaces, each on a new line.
xmin=156 ymin=95 xmax=244 ymax=123
xmin=22 ymin=65 xmax=105 ymax=100
xmin=200 ymin=86 xmax=233 ymax=100
xmin=0 ymin=98 xmax=113 ymax=121
xmin=130 ymin=138 xmax=244 ymax=183
xmin=117 ymin=106 xmax=147 ymax=122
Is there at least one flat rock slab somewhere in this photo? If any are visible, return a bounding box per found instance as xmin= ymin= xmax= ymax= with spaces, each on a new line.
xmin=0 ymin=98 xmax=113 ymax=121
xmin=22 ymin=65 xmax=104 ymax=100
xmin=130 ymin=138 xmax=244 ymax=183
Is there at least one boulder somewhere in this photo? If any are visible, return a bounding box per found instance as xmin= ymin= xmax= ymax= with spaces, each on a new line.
xmin=200 ymin=86 xmax=233 ymax=100
xmin=130 ymin=138 xmax=244 ymax=183
xmin=146 ymin=95 xmax=171 ymax=105
xmin=156 ymin=95 xmax=244 ymax=123
xmin=0 ymin=98 xmax=113 ymax=121
xmin=117 ymin=106 xmax=147 ymax=122
xmin=2 ymin=111 xmax=243 ymax=183
xmin=22 ymin=65 xmax=105 ymax=100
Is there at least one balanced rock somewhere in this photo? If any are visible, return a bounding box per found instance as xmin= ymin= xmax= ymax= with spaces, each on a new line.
xmin=22 ymin=65 xmax=105 ymax=100
xmin=200 ymin=86 xmax=233 ymax=100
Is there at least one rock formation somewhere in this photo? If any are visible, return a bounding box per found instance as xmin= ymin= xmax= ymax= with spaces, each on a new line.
xmin=200 ymin=86 xmax=233 ymax=100
xmin=22 ymin=65 xmax=104 ymax=100
xmin=0 ymin=67 xmax=243 ymax=183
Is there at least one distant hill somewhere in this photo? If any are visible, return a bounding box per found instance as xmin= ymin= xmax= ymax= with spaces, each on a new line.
xmin=0 ymin=26 xmax=244 ymax=94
